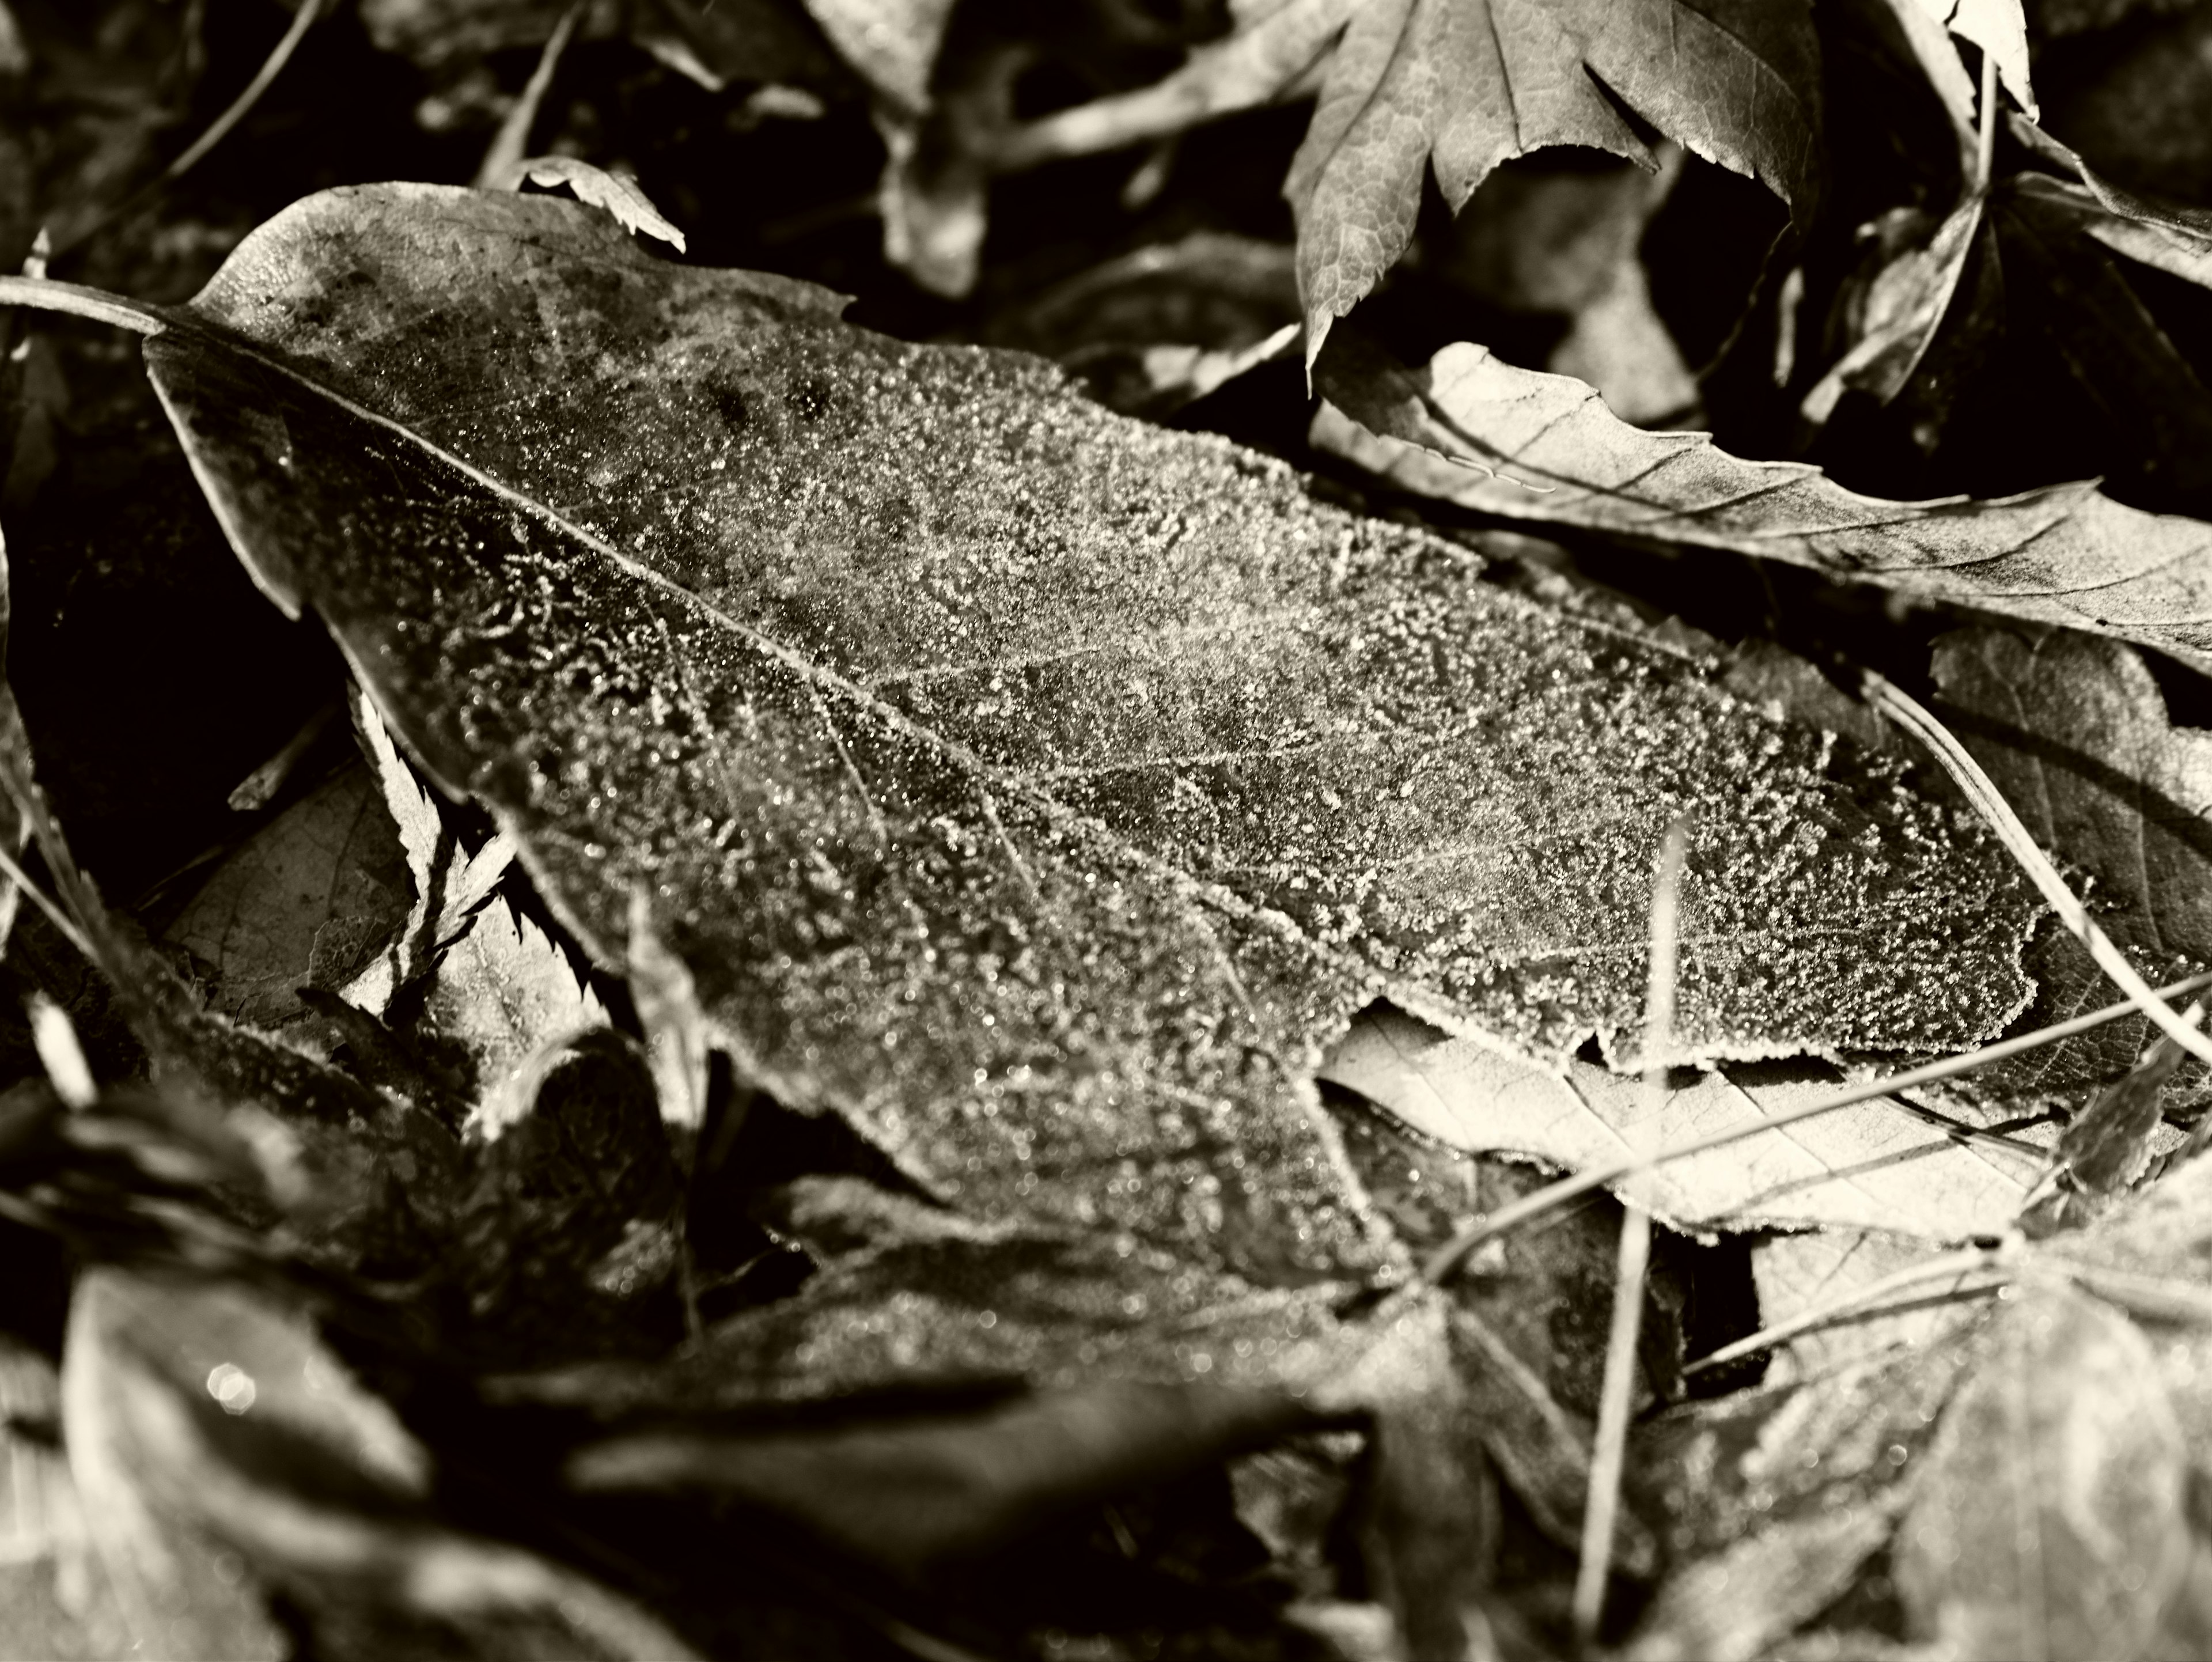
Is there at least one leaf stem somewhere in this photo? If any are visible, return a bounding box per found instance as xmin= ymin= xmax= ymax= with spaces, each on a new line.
xmin=1417 ymin=968 xmax=2212 ymax=1284
xmin=1863 ymin=670 xmax=2212 ymax=1072
xmin=1974 ymin=48 xmax=2000 ymax=191
xmin=0 ymin=276 xmax=166 ymax=335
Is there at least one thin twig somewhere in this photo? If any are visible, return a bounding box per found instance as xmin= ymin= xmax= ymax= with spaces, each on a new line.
xmin=1683 ymin=1245 xmax=2006 ymax=1378
xmin=1574 ymin=814 xmax=1689 ymax=1642
xmin=1418 ymin=968 xmax=2212 ymax=1284
xmin=52 ymin=0 xmax=325 ymax=263
xmin=1863 ymin=671 xmax=2212 ymax=1072
xmin=0 ymin=842 xmax=97 ymax=967
xmin=474 ymin=2 xmax=584 ymax=191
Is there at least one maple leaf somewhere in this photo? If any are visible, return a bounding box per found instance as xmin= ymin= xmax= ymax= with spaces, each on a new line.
xmin=1285 ymin=0 xmax=1822 ymax=361
xmin=1316 ymin=330 xmax=2212 ymax=673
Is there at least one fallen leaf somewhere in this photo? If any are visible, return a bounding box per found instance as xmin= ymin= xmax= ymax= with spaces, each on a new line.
xmin=1320 ymin=1006 xmax=2045 ymax=1238
xmin=100 ymin=185 xmax=2050 ymax=1271
xmin=1928 ymin=626 xmax=2212 ymax=1112
xmin=1314 ymin=331 xmax=2212 ymax=674
xmin=1749 ymin=1226 xmax=1995 ymax=1383
xmin=1892 ymin=1281 xmax=2192 ymax=1661
xmin=1904 ymin=0 xmax=2035 ymax=115
xmin=61 ymin=1267 xmax=707 ymax=1660
xmin=1285 ymin=0 xmax=1820 ymax=359
xmin=510 ymin=156 xmax=687 ymax=252
xmin=160 ymin=762 xmax=411 ymax=1032
xmin=1798 ymin=191 xmax=1987 ymax=431
xmin=1625 ymin=1326 xmax=1983 ymax=1662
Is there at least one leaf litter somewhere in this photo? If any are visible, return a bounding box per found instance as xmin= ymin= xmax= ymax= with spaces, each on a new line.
xmin=0 ymin=176 xmax=2078 ymax=1655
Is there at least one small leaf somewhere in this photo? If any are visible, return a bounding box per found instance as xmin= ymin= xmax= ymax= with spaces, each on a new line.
xmin=1904 ymin=0 xmax=2035 ymax=116
xmin=1320 ymin=1007 xmax=2044 ymax=1238
xmin=161 ymin=762 xmax=411 ymax=1031
xmin=513 ymin=156 xmax=687 ymax=253
xmin=1893 ymin=1282 xmax=2192 ymax=1662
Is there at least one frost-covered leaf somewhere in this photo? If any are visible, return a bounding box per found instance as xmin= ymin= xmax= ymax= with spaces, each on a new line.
xmin=1316 ymin=332 xmax=2212 ymax=673
xmin=1320 ymin=1007 xmax=2044 ymax=1238
xmin=1893 ymin=1282 xmax=2192 ymax=1661
xmin=93 ymin=184 xmax=2047 ymax=1290
xmin=1284 ymin=0 xmax=1821 ymax=358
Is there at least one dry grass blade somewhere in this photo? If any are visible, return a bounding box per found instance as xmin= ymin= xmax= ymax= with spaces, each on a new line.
xmin=474 ymin=2 xmax=584 ymax=190
xmin=51 ymin=0 xmax=326 ymax=263
xmin=1418 ymin=969 xmax=2212 ymax=1282
xmin=1683 ymin=1245 xmax=2006 ymax=1378
xmin=1862 ymin=670 xmax=2212 ymax=1072
xmin=1574 ymin=814 xmax=1690 ymax=1641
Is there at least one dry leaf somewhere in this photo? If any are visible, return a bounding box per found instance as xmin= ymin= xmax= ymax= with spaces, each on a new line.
xmin=1893 ymin=1281 xmax=2192 ymax=1661
xmin=1930 ymin=626 xmax=2212 ymax=1113
xmin=1625 ymin=1326 xmax=1983 ymax=1662
xmin=1283 ymin=0 xmax=1820 ymax=359
xmin=1751 ymin=1227 xmax=1995 ymax=1383
xmin=161 ymin=762 xmax=411 ymax=1031
xmin=1320 ymin=1006 xmax=2045 ymax=1238
xmin=1316 ymin=331 xmax=2212 ymax=674
xmin=510 ymin=156 xmax=687 ymax=252
xmin=84 ymin=184 xmax=2047 ymax=1292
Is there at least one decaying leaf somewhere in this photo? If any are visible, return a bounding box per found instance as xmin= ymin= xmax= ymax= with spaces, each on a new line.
xmin=1320 ymin=1006 xmax=2045 ymax=1239
xmin=506 ymin=156 xmax=687 ymax=252
xmin=1270 ymin=0 xmax=1821 ymax=359
xmin=1749 ymin=1226 xmax=1994 ymax=1383
xmin=160 ymin=762 xmax=411 ymax=1032
xmin=61 ymin=1268 xmax=706 ymax=1661
xmin=1893 ymin=1281 xmax=2192 ymax=1661
xmin=1316 ymin=331 xmax=2212 ymax=673
xmin=33 ymin=183 xmax=2041 ymax=1298
xmin=1626 ymin=1326 xmax=1984 ymax=1662
xmin=1930 ymin=626 xmax=2212 ymax=1114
